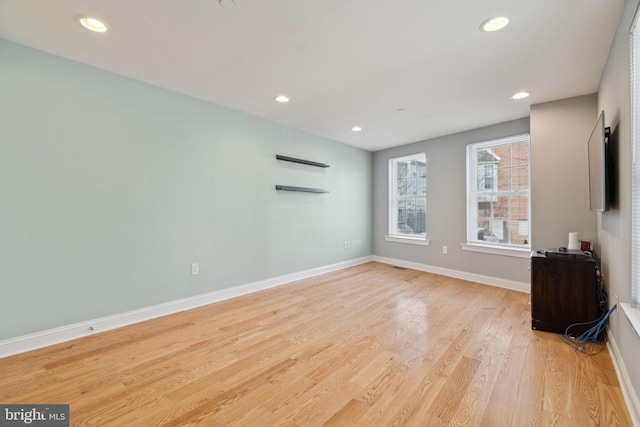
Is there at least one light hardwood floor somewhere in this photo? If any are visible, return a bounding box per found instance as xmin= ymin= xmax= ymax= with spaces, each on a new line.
xmin=0 ymin=262 xmax=632 ymax=426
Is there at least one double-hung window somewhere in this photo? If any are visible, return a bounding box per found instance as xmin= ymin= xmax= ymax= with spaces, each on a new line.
xmin=466 ymin=134 xmax=531 ymax=249
xmin=387 ymin=153 xmax=427 ymax=244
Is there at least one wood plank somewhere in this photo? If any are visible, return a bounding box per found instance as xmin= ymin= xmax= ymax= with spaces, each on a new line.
xmin=0 ymin=262 xmax=632 ymax=426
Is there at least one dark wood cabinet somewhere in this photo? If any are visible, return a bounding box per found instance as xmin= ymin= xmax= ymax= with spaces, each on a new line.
xmin=531 ymin=251 xmax=602 ymax=336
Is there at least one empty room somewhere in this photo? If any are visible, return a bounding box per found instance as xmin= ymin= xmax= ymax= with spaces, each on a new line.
xmin=1 ymin=0 xmax=640 ymax=426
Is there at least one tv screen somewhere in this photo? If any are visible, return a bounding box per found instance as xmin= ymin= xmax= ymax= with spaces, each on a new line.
xmin=588 ymin=111 xmax=608 ymax=212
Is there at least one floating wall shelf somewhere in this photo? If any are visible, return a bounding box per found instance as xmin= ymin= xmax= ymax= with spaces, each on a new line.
xmin=276 ymin=155 xmax=330 ymax=168
xmin=275 ymin=185 xmax=329 ymax=193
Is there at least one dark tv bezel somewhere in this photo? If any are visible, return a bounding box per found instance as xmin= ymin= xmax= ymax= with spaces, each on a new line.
xmin=588 ymin=111 xmax=609 ymax=212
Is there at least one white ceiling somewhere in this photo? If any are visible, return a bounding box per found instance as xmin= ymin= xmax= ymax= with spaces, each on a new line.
xmin=0 ymin=0 xmax=625 ymax=151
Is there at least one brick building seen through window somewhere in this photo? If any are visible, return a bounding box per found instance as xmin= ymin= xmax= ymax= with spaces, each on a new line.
xmin=474 ymin=139 xmax=529 ymax=246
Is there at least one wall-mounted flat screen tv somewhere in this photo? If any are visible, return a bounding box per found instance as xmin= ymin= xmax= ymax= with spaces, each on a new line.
xmin=588 ymin=111 xmax=610 ymax=212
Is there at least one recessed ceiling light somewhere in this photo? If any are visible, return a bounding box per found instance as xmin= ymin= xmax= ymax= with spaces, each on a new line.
xmin=219 ymin=0 xmax=236 ymax=8
xmin=397 ymin=109 xmax=406 ymax=113
xmin=351 ymin=126 xmax=362 ymax=132
xmin=274 ymin=95 xmax=289 ymax=103
xmin=511 ymin=91 xmax=530 ymax=100
xmin=480 ymin=16 xmax=509 ymax=32
xmin=79 ymin=16 xmax=107 ymax=33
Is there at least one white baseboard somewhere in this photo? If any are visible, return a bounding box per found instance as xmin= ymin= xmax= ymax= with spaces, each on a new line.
xmin=0 ymin=256 xmax=373 ymax=359
xmin=371 ymin=255 xmax=530 ymax=294
xmin=607 ymin=332 xmax=640 ymax=427
xmin=0 ymin=255 xmax=528 ymax=358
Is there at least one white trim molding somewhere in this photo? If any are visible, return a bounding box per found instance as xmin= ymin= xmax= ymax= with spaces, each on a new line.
xmin=460 ymin=242 xmax=531 ymax=258
xmin=384 ymin=235 xmax=431 ymax=246
xmin=0 ymin=256 xmax=373 ymax=359
xmin=607 ymin=331 xmax=640 ymax=427
xmin=622 ymin=303 xmax=640 ymax=341
xmin=371 ymin=255 xmax=530 ymax=293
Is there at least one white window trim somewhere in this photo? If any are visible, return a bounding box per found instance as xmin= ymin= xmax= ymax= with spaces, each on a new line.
xmin=460 ymin=242 xmax=531 ymax=258
xmin=621 ymin=303 xmax=640 ymax=340
xmin=466 ymin=133 xmax=531 ymax=251
xmin=385 ymin=235 xmax=431 ymax=246
xmin=388 ymin=152 xmax=428 ymax=243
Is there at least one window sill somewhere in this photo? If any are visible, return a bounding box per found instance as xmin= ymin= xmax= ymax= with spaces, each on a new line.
xmin=621 ymin=303 xmax=640 ymax=341
xmin=385 ymin=235 xmax=431 ymax=246
xmin=460 ymin=243 xmax=531 ymax=258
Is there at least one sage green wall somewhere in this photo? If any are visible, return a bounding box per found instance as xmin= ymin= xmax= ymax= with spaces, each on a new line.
xmin=0 ymin=39 xmax=372 ymax=340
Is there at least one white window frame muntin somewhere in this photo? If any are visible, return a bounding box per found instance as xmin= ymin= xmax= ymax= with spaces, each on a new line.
xmin=466 ymin=133 xmax=531 ymax=250
xmin=388 ymin=152 xmax=427 ymax=242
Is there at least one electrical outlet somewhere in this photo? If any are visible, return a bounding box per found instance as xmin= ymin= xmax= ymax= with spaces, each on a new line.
xmin=191 ymin=263 xmax=200 ymax=275
xmin=344 ymin=241 xmax=351 ymax=249
xmin=442 ymin=246 xmax=447 ymax=254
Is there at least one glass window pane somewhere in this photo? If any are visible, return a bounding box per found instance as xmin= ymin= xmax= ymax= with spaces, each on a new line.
xmin=477 ymin=148 xmax=495 ymax=166
xmin=491 ymin=195 xmax=510 ymax=221
xmin=477 ymin=198 xmax=491 ymax=219
xmin=486 ymin=165 xmax=495 ymax=190
xmin=409 ymin=161 xmax=417 ymax=177
xmin=414 ymin=208 xmax=426 ymax=233
xmin=390 ymin=154 xmax=427 ymax=237
xmin=492 ymin=144 xmax=510 ymax=165
xmin=512 ymin=166 xmax=529 ymax=191
xmin=477 ymin=219 xmax=494 ymax=241
xmin=491 ymin=220 xmax=506 ymax=242
xmin=418 ymin=177 xmax=426 ymax=196
xmin=468 ymin=136 xmax=529 ymax=247
xmin=397 ymin=178 xmax=407 ymax=196
xmin=417 ymin=162 xmax=426 ymax=178
xmin=497 ymin=168 xmax=511 ymax=191
xmin=397 ymin=162 xmax=408 ymax=179
xmin=404 ymin=199 xmax=416 ymax=232
xmin=397 ymin=199 xmax=406 ymax=223
xmin=510 ymin=195 xmax=529 ymax=221
xmin=510 ymin=220 xmax=529 ymax=245
xmin=405 ymin=198 xmax=416 ymax=213
xmin=477 ymin=170 xmax=487 ymax=191
xmin=407 ymin=178 xmax=417 ymax=196
xmin=511 ymin=142 xmax=529 ymax=166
